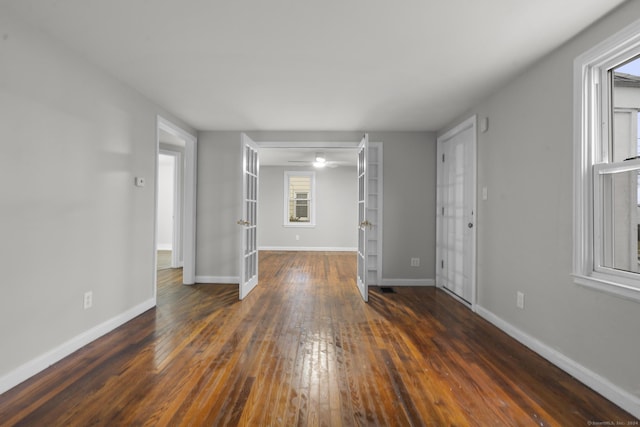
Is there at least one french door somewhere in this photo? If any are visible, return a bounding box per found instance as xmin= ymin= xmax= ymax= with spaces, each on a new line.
xmin=357 ymin=134 xmax=369 ymax=301
xmin=436 ymin=116 xmax=477 ymax=306
xmin=239 ymin=133 xmax=259 ymax=299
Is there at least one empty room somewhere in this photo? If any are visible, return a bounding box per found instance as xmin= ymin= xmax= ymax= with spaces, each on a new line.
xmin=1 ymin=1 xmax=639 ymax=425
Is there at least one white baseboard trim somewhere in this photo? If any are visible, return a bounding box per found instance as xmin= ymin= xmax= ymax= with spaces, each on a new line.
xmin=381 ymin=278 xmax=435 ymax=287
xmin=259 ymin=246 xmax=357 ymax=252
xmin=0 ymin=298 xmax=155 ymax=395
xmin=475 ymin=305 xmax=640 ymax=418
xmin=195 ymin=276 xmax=239 ymax=284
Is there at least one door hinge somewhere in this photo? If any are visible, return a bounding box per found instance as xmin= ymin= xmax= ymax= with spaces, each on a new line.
xmin=441 ymin=207 xmax=445 ymax=215
xmin=441 ymin=260 xmax=444 ymax=269
xmin=442 ymin=153 xmax=445 ymax=163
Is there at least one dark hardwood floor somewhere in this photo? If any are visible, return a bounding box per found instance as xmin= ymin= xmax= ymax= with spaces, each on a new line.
xmin=0 ymin=251 xmax=635 ymax=426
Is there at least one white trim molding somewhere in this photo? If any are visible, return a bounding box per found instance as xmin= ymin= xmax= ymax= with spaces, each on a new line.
xmin=283 ymin=170 xmax=316 ymax=227
xmin=195 ymin=276 xmax=240 ymax=284
xmin=259 ymin=246 xmax=357 ymax=252
xmin=573 ymin=19 xmax=640 ymax=302
xmin=476 ymin=305 xmax=640 ymax=418
xmin=156 ymin=116 xmax=197 ymax=287
xmin=0 ymin=298 xmax=155 ymax=395
xmin=381 ymin=278 xmax=435 ymax=287
xmin=436 ymin=115 xmax=478 ymax=310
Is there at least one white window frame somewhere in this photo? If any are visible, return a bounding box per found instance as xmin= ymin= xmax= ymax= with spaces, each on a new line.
xmin=573 ymin=19 xmax=640 ymax=302
xmin=283 ymin=171 xmax=316 ymax=227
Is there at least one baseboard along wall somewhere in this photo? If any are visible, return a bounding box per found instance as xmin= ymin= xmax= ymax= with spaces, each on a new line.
xmin=0 ymin=298 xmax=156 ymax=395
xmin=381 ymin=278 xmax=435 ymax=287
xmin=194 ymin=276 xmax=240 ymax=284
xmin=475 ymin=305 xmax=640 ymax=419
xmin=258 ymin=246 xmax=357 ymax=252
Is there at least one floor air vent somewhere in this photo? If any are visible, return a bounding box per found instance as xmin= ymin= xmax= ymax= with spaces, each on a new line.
xmin=380 ymin=287 xmax=395 ymax=293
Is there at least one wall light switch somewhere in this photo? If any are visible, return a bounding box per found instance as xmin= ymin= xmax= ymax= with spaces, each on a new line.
xmin=135 ymin=177 xmax=145 ymax=187
xmin=516 ymin=291 xmax=525 ymax=309
xmin=84 ymin=291 xmax=93 ymax=309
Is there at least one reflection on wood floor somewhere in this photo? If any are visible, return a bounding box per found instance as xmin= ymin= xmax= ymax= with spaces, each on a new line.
xmin=0 ymin=251 xmax=634 ymax=425
xmin=156 ymin=250 xmax=172 ymax=270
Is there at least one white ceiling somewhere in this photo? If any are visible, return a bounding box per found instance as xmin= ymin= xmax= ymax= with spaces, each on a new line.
xmin=2 ymin=0 xmax=627 ymax=131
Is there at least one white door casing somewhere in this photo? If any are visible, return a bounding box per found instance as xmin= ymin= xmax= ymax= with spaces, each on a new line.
xmin=155 ymin=116 xmax=197 ymax=289
xmin=357 ymin=134 xmax=369 ymax=301
xmin=239 ymin=133 xmax=259 ymax=300
xmin=436 ymin=116 xmax=477 ymax=307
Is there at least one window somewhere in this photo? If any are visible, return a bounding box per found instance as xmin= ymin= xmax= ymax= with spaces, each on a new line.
xmin=574 ymin=20 xmax=640 ymax=301
xmin=284 ymin=171 xmax=315 ymax=226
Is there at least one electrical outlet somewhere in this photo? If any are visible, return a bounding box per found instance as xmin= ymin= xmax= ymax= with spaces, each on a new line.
xmin=410 ymin=257 xmax=420 ymax=267
xmin=84 ymin=291 xmax=93 ymax=309
xmin=516 ymin=291 xmax=525 ymax=309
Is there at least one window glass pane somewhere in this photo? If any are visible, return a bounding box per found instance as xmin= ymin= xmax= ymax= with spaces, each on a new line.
xmin=599 ymin=170 xmax=640 ymax=273
xmin=288 ymin=175 xmax=311 ymax=223
xmin=612 ymin=56 xmax=640 ymax=161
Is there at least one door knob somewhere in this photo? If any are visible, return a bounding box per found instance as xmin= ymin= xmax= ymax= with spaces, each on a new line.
xmin=468 ymin=222 xmax=474 ymax=228
xmin=237 ymin=219 xmax=250 ymax=226
xmin=360 ymin=220 xmax=372 ymax=229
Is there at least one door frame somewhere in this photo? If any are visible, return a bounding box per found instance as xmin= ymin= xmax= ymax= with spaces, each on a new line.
xmin=155 ymin=116 xmax=197 ymax=293
xmin=436 ymin=115 xmax=478 ymax=310
xmin=256 ymin=139 xmax=383 ymax=294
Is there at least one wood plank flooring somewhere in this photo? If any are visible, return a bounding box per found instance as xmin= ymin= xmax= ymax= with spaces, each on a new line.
xmin=0 ymin=251 xmax=635 ymax=426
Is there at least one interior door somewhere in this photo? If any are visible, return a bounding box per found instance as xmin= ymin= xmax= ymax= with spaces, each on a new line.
xmin=437 ymin=117 xmax=476 ymax=305
xmin=239 ymin=133 xmax=259 ymax=300
xmin=357 ymin=134 xmax=369 ymax=301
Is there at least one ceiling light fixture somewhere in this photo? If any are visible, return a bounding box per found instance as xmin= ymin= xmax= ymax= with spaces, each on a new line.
xmin=315 ymin=152 xmax=326 ymax=163
xmin=313 ymin=161 xmax=326 ymax=168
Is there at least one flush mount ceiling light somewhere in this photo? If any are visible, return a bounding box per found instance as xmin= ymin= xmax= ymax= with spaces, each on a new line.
xmin=313 ymin=152 xmax=327 ymax=168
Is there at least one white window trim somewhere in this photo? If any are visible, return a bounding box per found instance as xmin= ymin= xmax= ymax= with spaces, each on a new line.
xmin=283 ymin=171 xmax=316 ymax=227
xmin=573 ymin=19 xmax=640 ymax=303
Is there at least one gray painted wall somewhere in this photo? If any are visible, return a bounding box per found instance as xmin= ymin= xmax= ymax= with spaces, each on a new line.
xmin=258 ymin=165 xmax=358 ymax=250
xmin=195 ymin=131 xmax=436 ymax=281
xmin=440 ymin=0 xmax=640 ymax=408
xmin=0 ymin=8 xmax=194 ymax=382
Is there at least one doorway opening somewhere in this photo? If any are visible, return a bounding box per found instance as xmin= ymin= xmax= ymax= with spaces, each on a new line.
xmin=240 ymin=139 xmax=383 ymax=301
xmin=157 ymin=150 xmax=180 ymax=270
xmin=155 ymin=117 xmax=197 ymax=298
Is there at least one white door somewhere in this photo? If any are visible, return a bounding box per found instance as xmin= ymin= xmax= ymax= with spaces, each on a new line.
xmin=436 ymin=116 xmax=476 ymax=305
xmin=366 ymin=142 xmax=383 ymax=287
xmin=357 ymin=134 xmax=369 ymax=301
xmin=239 ymin=133 xmax=259 ymax=299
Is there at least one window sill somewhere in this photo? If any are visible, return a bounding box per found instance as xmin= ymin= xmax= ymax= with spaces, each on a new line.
xmin=283 ymin=223 xmax=316 ymax=228
xmin=573 ymin=273 xmax=640 ymax=303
